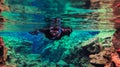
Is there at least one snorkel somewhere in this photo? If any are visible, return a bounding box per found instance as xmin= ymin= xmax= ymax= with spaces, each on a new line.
xmin=49 ymin=18 xmax=62 ymax=39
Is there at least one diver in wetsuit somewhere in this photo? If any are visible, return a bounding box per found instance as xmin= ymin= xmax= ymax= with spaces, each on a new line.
xmin=30 ymin=18 xmax=72 ymax=40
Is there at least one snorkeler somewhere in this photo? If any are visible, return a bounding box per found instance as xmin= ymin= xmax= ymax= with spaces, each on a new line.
xmin=29 ymin=18 xmax=72 ymax=40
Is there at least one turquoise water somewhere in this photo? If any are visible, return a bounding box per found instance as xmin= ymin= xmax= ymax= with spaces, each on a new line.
xmin=0 ymin=0 xmax=105 ymax=66
xmin=0 ymin=31 xmax=99 ymax=62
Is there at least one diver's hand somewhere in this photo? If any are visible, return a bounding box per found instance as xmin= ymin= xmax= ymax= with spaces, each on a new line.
xmin=29 ymin=30 xmax=39 ymax=35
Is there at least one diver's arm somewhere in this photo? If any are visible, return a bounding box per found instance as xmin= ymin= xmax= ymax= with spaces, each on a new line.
xmin=62 ymin=27 xmax=72 ymax=36
xmin=29 ymin=28 xmax=50 ymax=35
xmin=38 ymin=28 xmax=49 ymax=33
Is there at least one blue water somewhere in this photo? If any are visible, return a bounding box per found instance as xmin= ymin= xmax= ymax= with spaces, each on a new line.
xmin=0 ymin=31 xmax=99 ymax=52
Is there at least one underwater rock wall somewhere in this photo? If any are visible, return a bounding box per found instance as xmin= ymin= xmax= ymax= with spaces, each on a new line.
xmin=1 ymin=0 xmax=114 ymax=31
xmin=0 ymin=0 xmax=9 ymax=30
xmin=0 ymin=31 xmax=99 ymax=66
xmin=0 ymin=0 xmax=117 ymax=67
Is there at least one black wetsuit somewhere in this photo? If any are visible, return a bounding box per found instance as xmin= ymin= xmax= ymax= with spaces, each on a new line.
xmin=29 ymin=18 xmax=72 ymax=40
xmin=39 ymin=28 xmax=72 ymax=40
xmin=29 ymin=28 xmax=72 ymax=40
